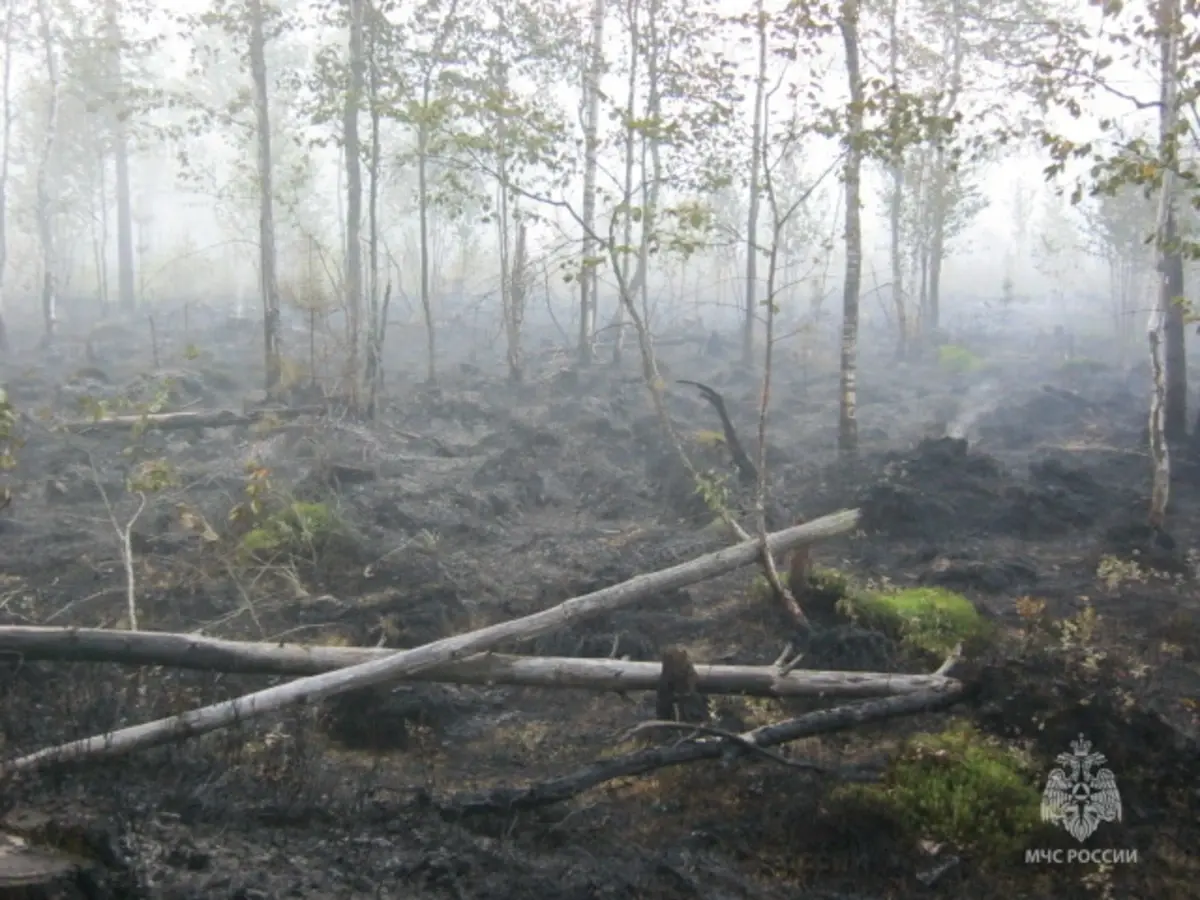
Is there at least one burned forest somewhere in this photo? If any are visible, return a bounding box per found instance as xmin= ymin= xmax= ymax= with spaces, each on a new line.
xmin=0 ymin=0 xmax=1198 ymax=897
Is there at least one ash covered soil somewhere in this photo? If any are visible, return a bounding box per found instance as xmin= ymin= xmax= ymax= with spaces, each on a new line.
xmin=0 ymin=314 xmax=1198 ymax=900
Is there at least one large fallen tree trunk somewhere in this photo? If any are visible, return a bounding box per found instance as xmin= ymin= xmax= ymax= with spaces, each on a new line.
xmin=0 ymin=625 xmax=951 ymax=698
xmin=60 ymin=405 xmax=324 ymax=434
xmin=0 ymin=509 xmax=859 ymax=778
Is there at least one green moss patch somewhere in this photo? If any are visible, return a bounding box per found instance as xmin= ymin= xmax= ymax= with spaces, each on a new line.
xmin=843 ymin=586 xmax=992 ymax=658
xmin=834 ymin=721 xmax=1041 ymax=864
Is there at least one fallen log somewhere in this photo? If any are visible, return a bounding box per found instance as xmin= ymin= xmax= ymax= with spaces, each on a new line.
xmin=0 ymin=625 xmax=950 ymax=698
xmin=0 ymin=831 xmax=81 ymax=890
xmin=60 ymin=405 xmax=325 ymax=434
xmin=436 ymin=680 xmax=967 ymax=814
xmin=0 ymin=509 xmax=859 ymax=778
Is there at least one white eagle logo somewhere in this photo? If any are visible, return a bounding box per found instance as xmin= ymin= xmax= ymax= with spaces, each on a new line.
xmin=1040 ymin=734 xmax=1123 ymax=842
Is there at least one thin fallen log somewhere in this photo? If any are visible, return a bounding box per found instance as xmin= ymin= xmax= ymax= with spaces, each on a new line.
xmin=60 ymin=405 xmax=325 ymax=434
xmin=435 ymin=680 xmax=967 ymax=815
xmin=0 ymin=831 xmax=80 ymax=890
xmin=0 ymin=625 xmax=950 ymax=698
xmin=0 ymin=509 xmax=859 ymax=778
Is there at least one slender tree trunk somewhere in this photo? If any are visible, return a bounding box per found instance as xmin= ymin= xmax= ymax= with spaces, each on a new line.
xmin=493 ymin=51 xmax=521 ymax=381
xmin=611 ymin=0 xmax=660 ymax=360
xmin=886 ymin=0 xmax=905 ymax=360
xmin=90 ymin=152 xmax=109 ymax=314
xmin=364 ymin=14 xmax=384 ymax=418
xmin=926 ymin=203 xmax=944 ymax=341
xmin=248 ymin=0 xmax=281 ymax=391
xmin=922 ymin=0 xmax=963 ymax=345
xmin=96 ymin=151 xmax=110 ymax=314
xmin=113 ymin=128 xmax=134 ymax=311
xmin=408 ymin=4 xmax=458 ymax=384
xmin=509 ymin=220 xmax=527 ymax=379
xmin=417 ymin=112 xmax=435 ymax=383
xmin=35 ymin=0 xmax=60 ymax=347
xmin=743 ymin=0 xmax=768 ymax=367
xmin=837 ymin=0 xmax=863 ymax=457
xmin=106 ymin=0 xmax=135 ymax=315
xmin=483 ymin=21 xmax=523 ymax=383
xmin=579 ymin=0 xmax=605 ymax=366
xmin=344 ymin=0 xmax=365 ymax=409
xmin=638 ymin=0 xmax=660 ymax=331
xmin=1150 ymin=0 xmax=1179 ymax=526
xmin=611 ymin=0 xmax=640 ymax=366
xmin=0 ymin=0 xmax=16 ymax=352
xmin=1158 ymin=0 xmax=1186 ymax=442
xmin=1163 ymin=211 xmax=1185 ymax=440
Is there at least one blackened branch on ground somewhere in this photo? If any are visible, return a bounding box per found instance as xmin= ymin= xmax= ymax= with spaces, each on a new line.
xmin=431 ymin=679 xmax=966 ymax=816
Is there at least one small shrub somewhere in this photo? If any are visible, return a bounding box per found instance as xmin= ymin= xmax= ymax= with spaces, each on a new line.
xmin=937 ymin=344 xmax=983 ymax=375
xmin=842 ymin=586 xmax=992 ymax=658
xmin=239 ymin=501 xmax=343 ymax=561
xmin=834 ymin=720 xmax=1042 ymax=864
xmin=0 ymin=388 xmax=21 ymax=470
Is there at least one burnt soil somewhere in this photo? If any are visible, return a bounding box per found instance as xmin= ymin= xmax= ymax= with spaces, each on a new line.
xmin=1 ymin=313 xmax=1198 ymax=900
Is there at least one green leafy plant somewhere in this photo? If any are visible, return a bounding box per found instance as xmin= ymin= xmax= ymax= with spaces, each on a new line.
xmin=229 ymin=462 xmax=273 ymax=527
xmin=127 ymin=458 xmax=178 ymax=493
xmin=76 ymin=376 xmax=175 ymax=445
xmin=0 ymin=388 xmax=22 ymax=471
xmin=694 ymin=470 xmax=731 ymax=519
xmin=238 ymin=500 xmax=342 ymax=561
xmin=229 ymin=461 xmax=342 ymax=561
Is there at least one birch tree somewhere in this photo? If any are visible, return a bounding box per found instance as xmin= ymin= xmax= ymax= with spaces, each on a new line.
xmin=343 ymin=0 xmax=365 ymax=406
xmin=1154 ymin=0 xmax=1186 ymax=444
xmin=607 ymin=0 xmax=671 ymax=366
xmin=578 ymin=0 xmax=605 ymax=366
xmin=838 ymin=0 xmax=863 ymax=456
xmin=1038 ymin=0 xmax=1197 ymax=440
xmin=1149 ymin=0 xmax=1180 ymax=525
xmin=104 ymin=0 xmax=136 ymax=313
xmin=363 ymin=5 xmax=387 ymax=417
xmin=741 ymin=0 xmax=768 ymax=366
xmin=881 ymin=0 xmax=907 ymax=357
xmin=247 ymin=0 xmax=282 ymax=391
xmin=395 ymin=0 xmax=463 ymax=384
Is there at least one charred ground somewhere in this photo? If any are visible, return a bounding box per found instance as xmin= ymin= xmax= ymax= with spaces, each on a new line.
xmin=0 ymin=314 xmax=1197 ymax=899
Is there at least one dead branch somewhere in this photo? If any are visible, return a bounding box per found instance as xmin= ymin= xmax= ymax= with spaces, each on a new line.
xmin=0 ymin=509 xmax=859 ymax=778
xmin=87 ymin=459 xmax=145 ymax=632
xmin=434 ymin=680 xmax=966 ymax=815
xmin=0 ymin=624 xmax=951 ymax=698
xmin=60 ymin=405 xmax=325 ymax=434
xmin=619 ymin=720 xmax=826 ymax=771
